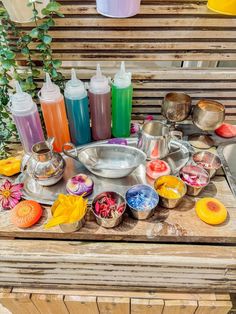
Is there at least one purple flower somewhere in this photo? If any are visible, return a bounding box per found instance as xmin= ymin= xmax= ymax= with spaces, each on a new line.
xmin=0 ymin=180 xmax=24 ymax=210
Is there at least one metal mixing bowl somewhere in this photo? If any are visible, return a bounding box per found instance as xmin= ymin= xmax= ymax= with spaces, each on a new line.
xmin=92 ymin=191 xmax=126 ymax=228
xmin=78 ymin=144 xmax=146 ymax=179
xmin=126 ymin=184 xmax=159 ymax=220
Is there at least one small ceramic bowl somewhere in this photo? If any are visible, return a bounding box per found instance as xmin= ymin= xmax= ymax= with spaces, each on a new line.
xmin=92 ymin=191 xmax=126 ymax=228
xmin=192 ymin=151 xmax=222 ymax=178
xmin=154 ymin=175 xmax=187 ymax=209
xmin=179 ymin=165 xmax=210 ymax=196
xmin=125 ymin=184 xmax=159 ymax=220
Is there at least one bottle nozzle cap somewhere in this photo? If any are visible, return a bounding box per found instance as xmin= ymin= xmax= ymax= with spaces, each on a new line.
xmin=10 ymin=81 xmax=35 ymax=115
xmin=114 ymin=61 xmax=132 ymax=89
xmin=90 ymin=64 xmax=110 ymax=94
xmin=64 ymin=68 xmax=87 ymax=99
xmin=40 ymin=73 xmax=61 ymax=101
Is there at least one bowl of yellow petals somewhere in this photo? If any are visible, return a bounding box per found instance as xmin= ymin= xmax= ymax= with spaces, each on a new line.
xmin=44 ymin=194 xmax=88 ymax=232
xmin=154 ymin=175 xmax=187 ymax=209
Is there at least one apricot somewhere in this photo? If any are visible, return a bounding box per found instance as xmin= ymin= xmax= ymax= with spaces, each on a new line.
xmin=195 ymin=197 xmax=227 ymax=225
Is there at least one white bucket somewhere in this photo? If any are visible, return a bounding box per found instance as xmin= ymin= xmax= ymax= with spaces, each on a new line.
xmin=96 ymin=0 xmax=141 ymax=18
xmin=1 ymin=0 xmax=49 ymax=23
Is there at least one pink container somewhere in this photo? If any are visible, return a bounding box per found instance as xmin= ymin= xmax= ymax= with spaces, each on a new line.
xmin=96 ymin=0 xmax=141 ymax=18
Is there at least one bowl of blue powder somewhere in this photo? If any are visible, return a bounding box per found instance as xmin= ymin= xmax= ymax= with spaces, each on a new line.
xmin=125 ymin=184 xmax=159 ymax=220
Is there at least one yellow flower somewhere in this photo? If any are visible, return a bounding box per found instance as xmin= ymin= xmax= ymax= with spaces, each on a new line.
xmin=44 ymin=194 xmax=88 ymax=229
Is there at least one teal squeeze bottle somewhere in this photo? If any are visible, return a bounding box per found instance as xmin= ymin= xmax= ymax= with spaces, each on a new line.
xmin=112 ymin=61 xmax=133 ymax=137
xmin=64 ymin=69 xmax=91 ymax=145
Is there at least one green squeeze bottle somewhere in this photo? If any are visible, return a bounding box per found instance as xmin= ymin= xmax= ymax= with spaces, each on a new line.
xmin=112 ymin=61 xmax=133 ymax=137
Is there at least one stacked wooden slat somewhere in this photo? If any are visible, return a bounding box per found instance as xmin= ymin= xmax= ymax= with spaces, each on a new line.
xmin=7 ymin=0 xmax=236 ymax=119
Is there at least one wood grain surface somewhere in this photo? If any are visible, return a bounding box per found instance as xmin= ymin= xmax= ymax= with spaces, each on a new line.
xmin=0 ymin=175 xmax=235 ymax=243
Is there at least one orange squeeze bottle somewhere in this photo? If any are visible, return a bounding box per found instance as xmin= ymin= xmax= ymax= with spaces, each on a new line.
xmin=39 ymin=73 xmax=71 ymax=152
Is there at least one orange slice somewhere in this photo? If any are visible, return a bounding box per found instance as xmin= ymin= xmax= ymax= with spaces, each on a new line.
xmin=195 ymin=198 xmax=227 ymax=225
xmin=11 ymin=200 xmax=43 ymax=228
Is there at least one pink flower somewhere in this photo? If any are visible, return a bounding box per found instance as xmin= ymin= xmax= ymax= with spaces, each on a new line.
xmin=0 ymin=180 xmax=24 ymax=210
xmin=146 ymin=115 xmax=154 ymax=121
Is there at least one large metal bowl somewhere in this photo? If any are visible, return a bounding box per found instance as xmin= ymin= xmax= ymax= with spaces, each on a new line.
xmin=78 ymin=144 xmax=147 ymax=179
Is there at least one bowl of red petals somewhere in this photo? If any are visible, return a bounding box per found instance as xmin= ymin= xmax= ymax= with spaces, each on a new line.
xmin=92 ymin=191 xmax=126 ymax=228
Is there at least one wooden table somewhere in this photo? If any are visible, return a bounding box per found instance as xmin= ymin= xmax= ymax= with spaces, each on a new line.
xmin=0 ymin=135 xmax=235 ymax=313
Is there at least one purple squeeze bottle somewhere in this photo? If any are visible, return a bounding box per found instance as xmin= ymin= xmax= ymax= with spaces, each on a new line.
xmin=10 ymin=81 xmax=44 ymax=153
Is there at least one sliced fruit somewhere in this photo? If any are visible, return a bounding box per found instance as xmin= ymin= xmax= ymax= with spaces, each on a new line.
xmin=146 ymin=160 xmax=171 ymax=179
xmin=195 ymin=197 xmax=227 ymax=225
xmin=215 ymin=123 xmax=236 ymax=138
xmin=11 ymin=200 xmax=43 ymax=228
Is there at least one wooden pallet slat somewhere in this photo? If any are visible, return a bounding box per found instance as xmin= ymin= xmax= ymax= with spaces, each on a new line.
xmin=64 ymin=295 xmax=99 ymax=314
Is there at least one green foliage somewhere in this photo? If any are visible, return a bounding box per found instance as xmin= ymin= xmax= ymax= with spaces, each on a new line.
xmin=0 ymin=1 xmax=65 ymax=157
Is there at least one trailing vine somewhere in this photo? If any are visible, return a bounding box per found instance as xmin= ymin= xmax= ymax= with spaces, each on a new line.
xmin=0 ymin=1 xmax=65 ymax=157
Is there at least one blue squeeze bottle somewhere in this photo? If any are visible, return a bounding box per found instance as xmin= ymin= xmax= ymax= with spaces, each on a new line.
xmin=64 ymin=69 xmax=91 ymax=145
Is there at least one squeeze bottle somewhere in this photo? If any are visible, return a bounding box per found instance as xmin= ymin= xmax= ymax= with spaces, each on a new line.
xmin=89 ymin=64 xmax=111 ymax=140
xmin=10 ymin=81 xmax=44 ymax=153
xmin=39 ymin=73 xmax=71 ymax=152
xmin=64 ymin=69 xmax=91 ymax=145
xmin=112 ymin=62 xmax=133 ymax=138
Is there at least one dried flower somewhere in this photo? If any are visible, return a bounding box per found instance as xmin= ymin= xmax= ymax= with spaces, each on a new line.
xmin=0 ymin=180 xmax=24 ymax=210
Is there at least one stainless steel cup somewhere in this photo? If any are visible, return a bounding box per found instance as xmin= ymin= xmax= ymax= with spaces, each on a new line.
xmin=92 ymin=191 xmax=126 ymax=228
xmin=192 ymin=99 xmax=225 ymax=131
xmin=162 ymin=92 xmax=192 ymax=123
xmin=192 ymin=151 xmax=222 ymax=178
xmin=137 ymin=121 xmax=180 ymax=160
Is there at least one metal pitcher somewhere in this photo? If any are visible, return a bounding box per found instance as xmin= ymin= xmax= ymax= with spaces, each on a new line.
xmin=21 ymin=138 xmax=65 ymax=186
xmin=137 ymin=121 xmax=181 ymax=160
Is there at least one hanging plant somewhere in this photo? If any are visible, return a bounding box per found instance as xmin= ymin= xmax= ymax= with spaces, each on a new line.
xmin=0 ymin=1 xmax=65 ymax=157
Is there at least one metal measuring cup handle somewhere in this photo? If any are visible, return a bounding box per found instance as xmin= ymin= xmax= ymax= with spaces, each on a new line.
xmin=62 ymin=142 xmax=79 ymax=161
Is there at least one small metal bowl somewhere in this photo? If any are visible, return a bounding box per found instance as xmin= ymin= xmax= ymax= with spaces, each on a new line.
xmin=59 ymin=217 xmax=85 ymax=233
xmin=92 ymin=191 xmax=126 ymax=228
xmin=192 ymin=151 xmax=222 ymax=178
xmin=125 ymin=184 xmax=159 ymax=220
xmin=179 ymin=165 xmax=210 ymax=196
xmin=154 ymin=175 xmax=187 ymax=209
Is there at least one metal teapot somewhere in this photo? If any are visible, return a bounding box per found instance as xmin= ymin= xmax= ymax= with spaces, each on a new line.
xmin=21 ymin=138 xmax=65 ymax=186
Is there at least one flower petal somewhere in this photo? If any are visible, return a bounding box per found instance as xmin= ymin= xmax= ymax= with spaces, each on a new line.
xmin=8 ymin=197 xmax=19 ymax=209
xmin=10 ymin=183 xmax=24 ymax=192
xmin=3 ymin=180 xmax=12 ymax=190
xmin=10 ymin=191 xmax=23 ymax=200
xmin=1 ymin=197 xmax=10 ymax=209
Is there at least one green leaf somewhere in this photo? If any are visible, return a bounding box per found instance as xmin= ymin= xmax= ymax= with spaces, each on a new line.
xmin=32 ymin=69 xmax=40 ymax=77
xmin=42 ymin=35 xmax=52 ymax=45
xmin=36 ymin=43 xmax=47 ymax=50
xmin=2 ymin=60 xmax=13 ymax=70
xmin=21 ymin=47 xmax=30 ymax=55
xmin=29 ymin=28 xmax=39 ymax=38
xmin=3 ymin=50 xmax=15 ymax=59
xmin=41 ymin=8 xmax=49 ymax=16
xmin=51 ymin=68 xmax=58 ymax=78
xmin=0 ymin=77 xmax=8 ymax=85
xmin=46 ymin=18 xmax=55 ymax=27
xmin=45 ymin=2 xmax=61 ymax=12
xmin=22 ymin=34 xmax=31 ymax=43
xmin=55 ymin=12 xmax=64 ymax=17
xmin=38 ymin=23 xmax=49 ymax=30
xmin=52 ymin=60 xmax=61 ymax=69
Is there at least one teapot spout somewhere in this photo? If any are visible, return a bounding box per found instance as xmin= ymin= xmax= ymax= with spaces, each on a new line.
xmin=46 ymin=137 xmax=55 ymax=150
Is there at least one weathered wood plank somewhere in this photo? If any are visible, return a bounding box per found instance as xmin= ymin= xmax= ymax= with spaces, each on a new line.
xmin=64 ymin=296 xmax=99 ymax=314
xmin=195 ymin=300 xmax=232 ymax=314
xmin=31 ymin=294 xmax=69 ymax=314
xmin=97 ymin=297 xmax=130 ymax=314
xmin=131 ymin=298 xmax=164 ymax=314
xmin=0 ymin=176 xmax=234 ymax=244
xmin=0 ymin=292 xmax=39 ymax=314
xmin=163 ymin=300 xmax=198 ymax=314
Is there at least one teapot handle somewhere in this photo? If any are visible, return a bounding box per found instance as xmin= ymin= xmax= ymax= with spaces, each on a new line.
xmin=62 ymin=142 xmax=79 ymax=161
xmin=170 ymin=130 xmax=183 ymax=141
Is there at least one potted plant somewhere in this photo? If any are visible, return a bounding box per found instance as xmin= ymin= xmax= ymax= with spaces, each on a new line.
xmin=96 ymin=0 xmax=141 ymax=18
xmin=1 ymin=0 xmax=50 ymax=23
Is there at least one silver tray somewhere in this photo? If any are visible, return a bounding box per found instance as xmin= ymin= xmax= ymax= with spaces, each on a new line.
xmin=17 ymin=138 xmax=190 ymax=205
